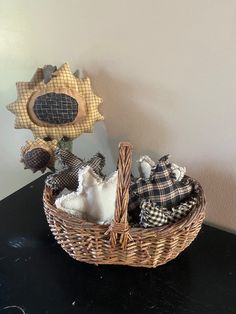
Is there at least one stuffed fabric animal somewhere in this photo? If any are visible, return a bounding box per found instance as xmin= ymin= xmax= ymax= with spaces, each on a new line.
xmin=170 ymin=163 xmax=186 ymax=182
xmin=139 ymin=197 xmax=197 ymax=228
xmin=79 ymin=166 xmax=118 ymax=224
xmin=137 ymin=155 xmax=186 ymax=181
xmin=137 ymin=155 xmax=156 ymax=179
xmin=129 ymin=155 xmax=192 ymax=218
xmin=55 ymin=191 xmax=87 ymax=218
xmin=55 ymin=166 xmax=118 ymax=224
xmin=45 ymin=149 xmax=105 ymax=192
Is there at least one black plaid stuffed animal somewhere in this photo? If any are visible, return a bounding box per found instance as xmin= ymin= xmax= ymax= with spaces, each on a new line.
xmin=139 ymin=196 xmax=197 ymax=228
xmin=129 ymin=155 xmax=193 ymax=222
xmin=45 ymin=149 xmax=105 ymax=192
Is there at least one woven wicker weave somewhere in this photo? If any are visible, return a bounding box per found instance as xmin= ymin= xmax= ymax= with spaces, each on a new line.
xmin=43 ymin=142 xmax=206 ymax=268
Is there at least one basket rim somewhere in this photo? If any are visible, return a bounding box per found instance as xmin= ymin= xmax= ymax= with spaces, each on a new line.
xmin=43 ymin=175 xmax=206 ymax=237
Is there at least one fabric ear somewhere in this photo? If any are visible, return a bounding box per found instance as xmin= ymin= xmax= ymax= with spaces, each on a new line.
xmin=86 ymin=152 xmax=106 ymax=178
xmin=150 ymin=158 xmax=173 ymax=182
xmin=170 ymin=163 xmax=186 ymax=182
xmin=45 ymin=150 xmax=106 ymax=192
xmin=137 ymin=156 xmax=155 ymax=179
xmin=83 ymin=171 xmax=118 ymax=224
xmin=78 ymin=166 xmax=102 ymax=192
xmin=56 ymin=149 xmax=83 ymax=168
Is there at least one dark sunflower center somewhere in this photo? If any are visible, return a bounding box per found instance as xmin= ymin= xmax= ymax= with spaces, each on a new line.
xmin=33 ymin=92 xmax=78 ymax=124
xmin=25 ymin=148 xmax=51 ymax=170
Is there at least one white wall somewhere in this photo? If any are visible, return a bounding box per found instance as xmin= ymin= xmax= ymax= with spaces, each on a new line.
xmin=0 ymin=0 xmax=235 ymax=233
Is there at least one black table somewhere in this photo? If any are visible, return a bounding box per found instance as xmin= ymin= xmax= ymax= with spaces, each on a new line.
xmin=0 ymin=176 xmax=235 ymax=314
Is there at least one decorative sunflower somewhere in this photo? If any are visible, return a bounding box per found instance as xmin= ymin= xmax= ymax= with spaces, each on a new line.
xmin=7 ymin=63 xmax=103 ymax=141
xmin=21 ymin=138 xmax=57 ymax=173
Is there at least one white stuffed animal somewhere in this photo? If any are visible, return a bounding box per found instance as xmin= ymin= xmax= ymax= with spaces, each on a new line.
xmin=55 ymin=166 xmax=118 ymax=224
xmin=78 ymin=166 xmax=118 ymax=224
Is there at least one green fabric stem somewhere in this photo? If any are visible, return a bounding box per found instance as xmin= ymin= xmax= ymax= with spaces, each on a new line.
xmin=58 ymin=139 xmax=73 ymax=152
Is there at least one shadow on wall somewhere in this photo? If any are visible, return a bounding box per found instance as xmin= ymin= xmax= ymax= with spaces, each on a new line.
xmin=84 ymin=68 xmax=236 ymax=234
xmin=191 ymin=166 xmax=236 ymax=234
xmin=85 ymin=69 xmax=175 ymax=174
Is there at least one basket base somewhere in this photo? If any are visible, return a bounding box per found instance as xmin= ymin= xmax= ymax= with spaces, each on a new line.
xmin=53 ymin=222 xmax=203 ymax=268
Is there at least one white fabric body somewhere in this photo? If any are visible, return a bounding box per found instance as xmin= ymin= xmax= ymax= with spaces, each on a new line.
xmin=57 ymin=188 xmax=72 ymax=198
xmin=78 ymin=166 xmax=118 ymax=224
xmin=55 ymin=191 xmax=87 ymax=218
xmin=55 ymin=166 xmax=118 ymax=224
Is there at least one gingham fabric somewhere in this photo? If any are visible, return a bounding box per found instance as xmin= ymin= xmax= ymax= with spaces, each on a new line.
xmin=138 ymin=154 xmax=186 ymax=182
xmin=33 ymin=92 xmax=78 ymax=124
xmin=139 ymin=197 xmax=197 ymax=228
xmin=24 ymin=148 xmax=50 ymax=171
xmin=21 ymin=138 xmax=57 ymax=173
xmin=7 ymin=63 xmax=104 ymax=140
xmin=129 ymin=155 xmax=193 ymax=215
xmin=45 ymin=149 xmax=105 ymax=192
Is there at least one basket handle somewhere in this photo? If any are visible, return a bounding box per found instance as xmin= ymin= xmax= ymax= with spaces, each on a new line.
xmin=106 ymin=142 xmax=133 ymax=249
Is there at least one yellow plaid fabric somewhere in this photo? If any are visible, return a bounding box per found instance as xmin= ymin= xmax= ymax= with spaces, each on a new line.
xmin=7 ymin=63 xmax=104 ymax=140
xmin=21 ymin=138 xmax=57 ymax=172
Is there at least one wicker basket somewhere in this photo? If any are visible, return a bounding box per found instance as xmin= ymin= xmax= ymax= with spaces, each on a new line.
xmin=43 ymin=142 xmax=206 ymax=268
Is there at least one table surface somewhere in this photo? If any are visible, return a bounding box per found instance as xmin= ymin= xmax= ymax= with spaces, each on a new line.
xmin=0 ymin=175 xmax=235 ymax=314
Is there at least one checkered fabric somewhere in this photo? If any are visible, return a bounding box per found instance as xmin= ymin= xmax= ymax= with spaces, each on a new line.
xmin=45 ymin=149 xmax=105 ymax=192
xmin=129 ymin=155 xmax=193 ymax=216
xmin=6 ymin=63 xmax=104 ymax=140
xmin=33 ymin=92 xmax=78 ymax=124
xmin=21 ymin=138 xmax=57 ymax=173
xmin=24 ymin=148 xmax=50 ymax=171
xmin=140 ymin=197 xmax=197 ymax=228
